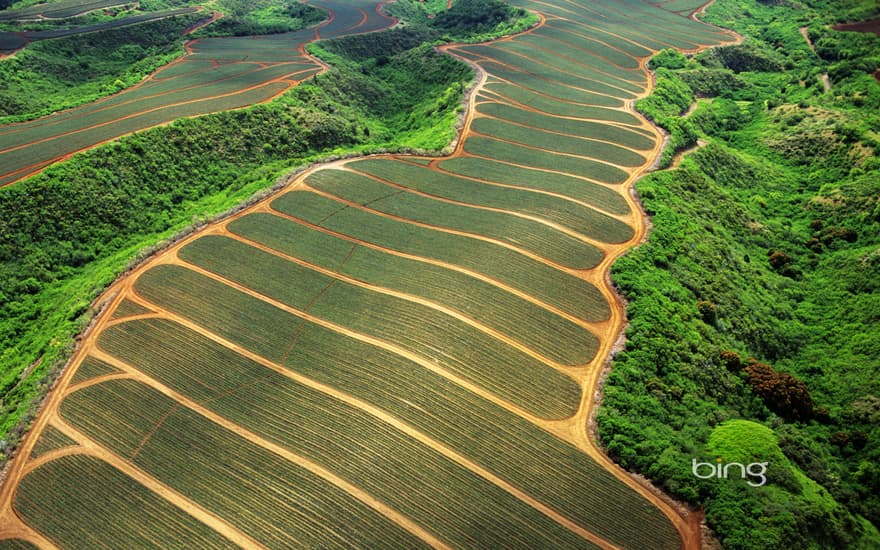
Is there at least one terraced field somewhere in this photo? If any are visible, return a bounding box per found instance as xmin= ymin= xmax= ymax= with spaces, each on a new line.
xmin=0 ymin=0 xmax=736 ymax=547
xmin=0 ymin=0 xmax=396 ymax=187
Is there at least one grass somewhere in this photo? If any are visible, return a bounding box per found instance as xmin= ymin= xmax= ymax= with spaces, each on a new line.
xmin=349 ymin=158 xmax=635 ymax=241
xmin=305 ymin=169 xmax=606 ymax=268
xmin=16 ymin=454 xmax=238 ymax=549
xmin=271 ymin=191 xmax=608 ymax=320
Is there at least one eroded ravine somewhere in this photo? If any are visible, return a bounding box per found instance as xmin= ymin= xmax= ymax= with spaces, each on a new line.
xmin=0 ymin=1 xmax=739 ymax=548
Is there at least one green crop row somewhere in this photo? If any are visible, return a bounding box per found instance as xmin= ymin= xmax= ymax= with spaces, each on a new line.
xmin=464 ymin=137 xmax=630 ymax=185
xmin=27 ymin=424 xmax=76 ymax=461
xmin=60 ymin=378 xmax=428 ymax=548
xmin=471 ymin=117 xmax=648 ymax=168
xmin=481 ymin=82 xmax=642 ymax=125
xmin=477 ymin=102 xmax=655 ymax=150
xmin=98 ymin=316 xmax=682 ymax=549
xmin=176 ymin=237 xmax=589 ymax=411
xmin=349 ymin=159 xmax=634 ymax=242
xmin=305 ymin=169 xmax=605 ymax=268
xmin=228 ymin=212 xmax=602 ymax=353
xmin=17 ymin=454 xmax=236 ymax=549
xmin=438 ymin=156 xmax=630 ymax=214
xmin=270 ymin=191 xmax=607 ymax=320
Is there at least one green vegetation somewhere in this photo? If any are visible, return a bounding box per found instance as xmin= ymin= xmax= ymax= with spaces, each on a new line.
xmin=386 ymin=0 xmax=538 ymax=42
xmin=0 ymin=22 xmax=474 ymax=456
xmin=191 ymin=0 xmax=324 ymax=37
xmin=0 ymin=12 xmax=203 ymax=121
xmin=600 ymin=0 xmax=880 ymax=547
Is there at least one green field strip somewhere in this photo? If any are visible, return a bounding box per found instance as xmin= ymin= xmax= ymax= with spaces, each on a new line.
xmin=464 ymin=137 xmax=630 ymax=185
xmin=349 ymin=159 xmax=634 ymax=243
xmin=150 ymin=60 xmax=220 ymax=81
xmin=438 ymin=156 xmax=630 ymax=214
xmin=16 ymin=454 xmax=237 ymax=549
xmin=471 ymin=118 xmax=649 ymax=168
xmin=477 ymin=101 xmax=655 ymax=148
xmin=493 ymin=40 xmax=646 ymax=90
xmin=103 ymin=317 xmax=681 ymax=550
xmin=529 ymin=26 xmax=642 ymax=69
xmin=176 ymin=238 xmax=589 ymax=409
xmin=20 ymin=8 xmax=199 ymax=41
xmin=61 ymin=380 xmax=429 ymax=549
xmin=550 ymin=18 xmax=672 ymax=53
xmin=230 ymin=212 xmax=609 ymax=326
xmin=270 ymin=191 xmax=607 ymax=320
xmin=306 ymin=170 xmax=605 ymax=268
xmin=0 ymin=0 xmax=131 ymax=20
xmin=66 ymin=374 xmax=596 ymax=549
xmin=480 ymin=82 xmax=643 ymax=126
xmin=28 ymin=424 xmax=77 ymax=461
xmin=540 ymin=18 xmax=653 ymax=58
xmin=458 ymin=45 xmax=637 ymax=99
xmin=399 ymin=157 xmax=434 ymax=165
xmin=110 ymin=298 xmax=155 ymax=320
xmin=135 ymin=263 xmax=583 ymax=418
xmin=0 ymin=82 xmax=292 ymax=183
xmin=472 ymin=61 xmax=625 ymax=108
xmin=69 ymin=355 xmax=120 ymax=386
xmin=229 ymin=213 xmax=606 ymax=353
xmin=0 ymin=539 xmax=37 ymax=549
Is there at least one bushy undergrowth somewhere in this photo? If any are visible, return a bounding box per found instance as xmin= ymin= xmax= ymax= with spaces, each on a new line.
xmin=601 ymin=0 xmax=880 ymax=547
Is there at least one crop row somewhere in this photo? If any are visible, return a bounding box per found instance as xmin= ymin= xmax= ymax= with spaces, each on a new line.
xmin=63 ymin=371 xmax=595 ymax=548
xmin=437 ymin=156 xmax=630 ymax=213
xmin=463 ymin=137 xmax=630 ymax=185
xmin=477 ymin=102 xmax=655 ymax=150
xmin=348 ymin=159 xmax=634 ymax=241
xmin=471 ymin=117 xmax=648 ymax=168
xmin=0 ymin=82 xmax=293 ymax=183
xmin=0 ymin=0 xmax=129 ymax=21
xmin=473 ymin=60 xmax=626 ymax=108
xmin=17 ymin=454 xmax=236 ymax=549
xmin=59 ymin=378 xmax=429 ymax=549
xmin=479 ymin=82 xmax=641 ymax=125
xmin=174 ymin=237 xmax=589 ymax=412
xmin=98 ymin=316 xmax=682 ymax=549
xmin=459 ymin=45 xmax=637 ymax=100
xmin=27 ymin=425 xmax=76 ymax=461
xmin=228 ymin=212 xmax=603 ymax=348
xmin=269 ymin=191 xmax=606 ymax=320
xmin=305 ymin=169 xmax=605 ymax=267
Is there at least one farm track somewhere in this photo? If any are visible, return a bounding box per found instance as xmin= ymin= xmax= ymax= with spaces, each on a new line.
xmin=0 ymin=1 xmax=740 ymax=548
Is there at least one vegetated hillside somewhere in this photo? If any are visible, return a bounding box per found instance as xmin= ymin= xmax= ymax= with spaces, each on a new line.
xmin=0 ymin=0 xmax=325 ymax=121
xmin=385 ymin=0 xmax=538 ymax=42
xmin=0 ymin=23 xmax=474 ymax=454
xmin=599 ymin=0 xmax=880 ymax=548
